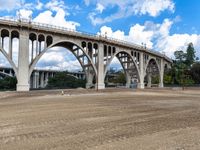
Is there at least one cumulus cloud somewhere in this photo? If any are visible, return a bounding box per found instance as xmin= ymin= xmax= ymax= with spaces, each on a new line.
xmin=33 ymin=9 xmax=80 ymax=30
xmin=36 ymin=47 xmax=82 ymax=71
xmin=45 ymin=0 xmax=66 ymax=12
xmin=17 ymin=9 xmax=33 ymax=20
xmin=86 ymin=0 xmax=175 ymax=25
xmin=98 ymin=19 xmax=200 ymax=58
xmin=133 ymin=0 xmax=174 ymax=17
xmin=1 ymin=0 xmax=79 ymax=30
xmin=0 ymin=0 xmax=21 ymax=11
xmin=156 ymin=33 xmax=200 ymax=58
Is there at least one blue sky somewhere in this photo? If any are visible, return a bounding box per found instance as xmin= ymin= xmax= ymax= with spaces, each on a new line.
xmin=0 ymin=0 xmax=200 ymax=71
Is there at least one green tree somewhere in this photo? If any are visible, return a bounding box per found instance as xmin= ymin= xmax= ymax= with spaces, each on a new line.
xmin=163 ymin=43 xmax=197 ymax=87
xmin=190 ymin=62 xmax=200 ymax=84
xmin=47 ymin=72 xmax=86 ymax=89
xmin=173 ymin=49 xmax=195 ymax=88
xmin=115 ymin=72 xmax=126 ymax=84
xmin=185 ymin=43 xmax=196 ymax=67
xmin=0 ymin=77 xmax=17 ymax=90
xmin=174 ymin=50 xmax=186 ymax=62
xmin=107 ymin=71 xmax=126 ymax=85
xmin=163 ymin=68 xmax=174 ymax=85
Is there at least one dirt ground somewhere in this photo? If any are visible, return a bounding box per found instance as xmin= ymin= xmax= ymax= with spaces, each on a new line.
xmin=0 ymin=88 xmax=200 ymax=150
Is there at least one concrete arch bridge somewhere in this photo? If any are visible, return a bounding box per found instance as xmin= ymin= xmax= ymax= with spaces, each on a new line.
xmin=0 ymin=18 xmax=172 ymax=91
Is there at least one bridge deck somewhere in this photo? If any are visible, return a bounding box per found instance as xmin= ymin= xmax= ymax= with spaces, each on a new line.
xmin=0 ymin=18 xmax=172 ymax=63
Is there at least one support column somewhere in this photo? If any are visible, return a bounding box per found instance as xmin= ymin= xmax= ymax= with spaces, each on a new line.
xmin=2 ymin=37 xmax=4 ymax=49
xmin=159 ymin=59 xmax=164 ymax=88
xmin=36 ymin=72 xmax=39 ymax=88
xmin=39 ymin=41 xmax=41 ymax=53
xmin=0 ymin=31 xmax=2 ymax=47
xmin=45 ymin=72 xmax=49 ymax=87
xmin=147 ymin=73 xmax=152 ymax=88
xmin=36 ymin=35 xmax=38 ymax=56
xmin=96 ymin=43 xmax=105 ymax=89
xmin=17 ymin=30 xmax=30 ymax=91
xmin=9 ymin=69 xmax=12 ymax=76
xmin=126 ymin=74 xmax=131 ymax=88
xmin=33 ymin=72 xmax=37 ymax=89
xmin=43 ymin=72 xmax=47 ymax=87
xmin=40 ymin=72 xmax=44 ymax=88
xmin=138 ymin=52 xmax=145 ymax=89
xmin=31 ymin=40 xmax=34 ymax=62
xmin=9 ymin=34 xmax=12 ymax=59
xmin=44 ymin=37 xmax=47 ymax=49
xmin=86 ymin=67 xmax=94 ymax=89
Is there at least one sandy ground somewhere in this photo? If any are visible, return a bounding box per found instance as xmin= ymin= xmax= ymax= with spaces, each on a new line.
xmin=0 ymin=88 xmax=200 ymax=150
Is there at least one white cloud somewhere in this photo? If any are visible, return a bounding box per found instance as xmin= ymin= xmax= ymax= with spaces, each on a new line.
xmin=36 ymin=48 xmax=82 ymax=71
xmin=86 ymin=0 xmax=175 ymax=25
xmin=128 ymin=24 xmax=154 ymax=48
xmin=0 ymin=0 xmax=21 ymax=11
xmin=156 ymin=34 xmax=200 ymax=58
xmin=96 ymin=3 xmax=105 ymax=13
xmin=36 ymin=0 xmax=43 ymax=10
xmin=98 ymin=24 xmax=154 ymax=48
xmin=17 ymin=9 xmax=33 ymax=20
xmin=45 ymin=0 xmax=66 ymax=12
xmin=98 ymin=19 xmax=200 ymax=58
xmin=33 ymin=9 xmax=80 ymax=30
xmin=28 ymin=0 xmax=79 ymax=30
xmin=133 ymin=0 xmax=174 ymax=17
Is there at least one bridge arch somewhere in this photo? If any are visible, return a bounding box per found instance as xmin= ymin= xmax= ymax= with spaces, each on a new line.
xmin=0 ymin=29 xmax=18 ymax=79
xmin=104 ymin=50 xmax=140 ymax=86
xmin=145 ymin=58 xmax=161 ymax=76
xmin=145 ymin=58 xmax=161 ymax=87
xmin=11 ymin=30 xmax=19 ymax=38
xmin=29 ymin=40 xmax=97 ymax=86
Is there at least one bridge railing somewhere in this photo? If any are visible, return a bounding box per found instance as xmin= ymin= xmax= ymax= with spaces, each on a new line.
xmin=0 ymin=17 xmax=171 ymax=61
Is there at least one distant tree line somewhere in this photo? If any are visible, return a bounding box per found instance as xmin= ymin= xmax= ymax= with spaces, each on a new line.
xmin=164 ymin=42 xmax=200 ymax=87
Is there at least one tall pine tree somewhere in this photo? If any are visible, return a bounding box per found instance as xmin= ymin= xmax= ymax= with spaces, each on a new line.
xmin=185 ymin=43 xmax=195 ymax=67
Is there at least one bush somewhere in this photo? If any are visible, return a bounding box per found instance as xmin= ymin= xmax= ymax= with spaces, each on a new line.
xmin=0 ymin=77 xmax=17 ymax=90
xmin=47 ymin=72 xmax=86 ymax=89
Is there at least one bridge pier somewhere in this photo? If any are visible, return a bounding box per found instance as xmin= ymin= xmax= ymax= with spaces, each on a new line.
xmin=138 ymin=52 xmax=145 ymax=89
xmin=159 ymin=59 xmax=164 ymax=88
xmin=96 ymin=43 xmax=105 ymax=90
xmin=126 ymin=75 xmax=131 ymax=88
xmin=16 ymin=30 xmax=30 ymax=92
xmin=86 ymin=67 xmax=94 ymax=89
xmin=40 ymin=72 xmax=45 ymax=88
xmin=147 ymin=73 xmax=152 ymax=88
